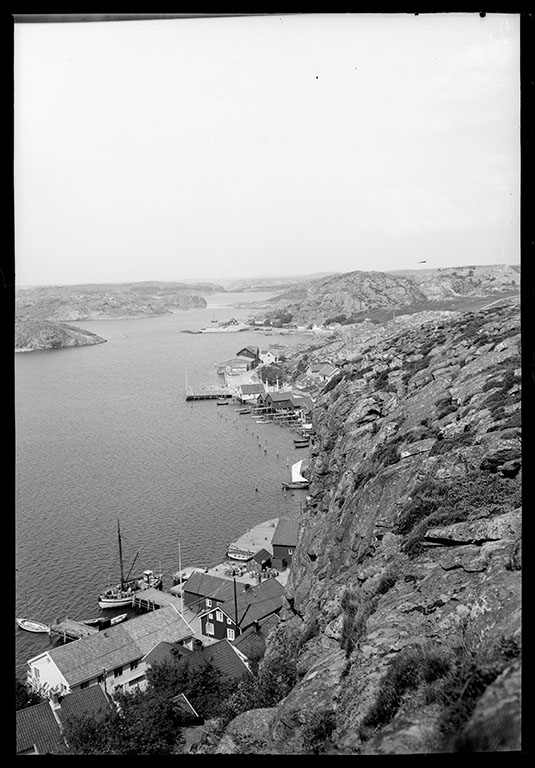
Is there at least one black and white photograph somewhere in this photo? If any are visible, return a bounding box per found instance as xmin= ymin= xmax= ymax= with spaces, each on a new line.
xmin=14 ymin=12 xmax=522 ymax=755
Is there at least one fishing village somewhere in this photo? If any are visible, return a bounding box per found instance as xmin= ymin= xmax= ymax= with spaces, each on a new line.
xmin=16 ymin=340 xmax=339 ymax=736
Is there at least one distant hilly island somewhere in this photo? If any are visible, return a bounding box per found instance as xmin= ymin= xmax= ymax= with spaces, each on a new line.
xmin=15 ymin=266 xmax=519 ymax=351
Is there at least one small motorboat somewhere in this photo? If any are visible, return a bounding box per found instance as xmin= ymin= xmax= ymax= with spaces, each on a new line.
xmin=216 ymin=398 xmax=230 ymax=405
xmin=16 ymin=618 xmax=50 ymax=634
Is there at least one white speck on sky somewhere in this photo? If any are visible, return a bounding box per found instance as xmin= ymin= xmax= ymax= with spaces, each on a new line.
xmin=14 ymin=13 xmax=520 ymax=286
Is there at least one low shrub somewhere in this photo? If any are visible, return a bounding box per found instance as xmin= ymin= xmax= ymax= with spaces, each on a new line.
xmin=302 ymin=710 xmax=337 ymax=754
xmin=340 ymin=588 xmax=377 ymax=657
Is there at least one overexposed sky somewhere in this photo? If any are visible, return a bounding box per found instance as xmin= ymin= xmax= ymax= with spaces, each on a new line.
xmin=14 ymin=13 xmax=520 ymax=286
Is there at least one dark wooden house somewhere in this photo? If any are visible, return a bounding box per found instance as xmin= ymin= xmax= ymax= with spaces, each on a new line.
xmin=271 ymin=517 xmax=300 ymax=570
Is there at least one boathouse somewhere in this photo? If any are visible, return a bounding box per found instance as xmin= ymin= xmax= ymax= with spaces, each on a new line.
xmin=245 ymin=548 xmax=272 ymax=575
xmin=198 ymin=578 xmax=285 ymax=642
xmin=26 ymin=605 xmax=194 ymax=699
xmin=236 ymin=346 xmax=261 ymax=368
xmin=238 ymin=382 xmax=266 ymax=403
xmin=16 ymin=685 xmax=113 ymax=755
xmin=271 ymin=517 xmax=300 ymax=570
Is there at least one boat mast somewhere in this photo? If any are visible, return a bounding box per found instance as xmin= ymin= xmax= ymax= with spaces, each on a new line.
xmin=118 ymin=519 xmax=125 ymax=590
xmin=178 ymin=542 xmax=184 ymax=615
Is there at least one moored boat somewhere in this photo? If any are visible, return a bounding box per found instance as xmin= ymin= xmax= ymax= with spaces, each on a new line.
xmin=282 ymin=459 xmax=310 ymax=490
xmin=98 ymin=520 xmax=163 ymax=609
xmin=16 ymin=618 xmax=50 ymax=633
xmin=226 ymin=547 xmax=255 ymax=562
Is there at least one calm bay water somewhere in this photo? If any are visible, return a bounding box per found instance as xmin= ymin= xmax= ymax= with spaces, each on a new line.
xmin=15 ymin=292 xmax=312 ymax=679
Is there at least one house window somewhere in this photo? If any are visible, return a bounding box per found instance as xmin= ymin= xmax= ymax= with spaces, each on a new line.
xmin=33 ymin=668 xmax=40 ymax=679
xmin=130 ymin=660 xmax=139 ymax=671
xmin=206 ymin=622 xmax=215 ymax=636
xmin=288 ymin=549 xmax=293 ymax=555
xmin=114 ymin=666 xmax=123 ymax=678
xmin=206 ymin=598 xmax=212 ymax=608
xmin=208 ymin=614 xmax=213 ymax=620
xmin=226 ymin=628 xmax=235 ymax=641
xmin=227 ymin=618 xmax=232 ymax=625
xmin=80 ymin=681 xmax=89 ymax=689
xmin=216 ymin=610 xmax=223 ymax=622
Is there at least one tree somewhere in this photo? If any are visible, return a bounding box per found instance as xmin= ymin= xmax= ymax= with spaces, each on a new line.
xmin=16 ymin=679 xmax=43 ymax=710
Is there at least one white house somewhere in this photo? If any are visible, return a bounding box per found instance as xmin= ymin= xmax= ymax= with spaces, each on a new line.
xmin=26 ymin=605 xmax=194 ymax=699
xmin=259 ymin=349 xmax=279 ymax=365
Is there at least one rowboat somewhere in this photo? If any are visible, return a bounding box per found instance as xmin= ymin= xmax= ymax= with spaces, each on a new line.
xmin=16 ymin=618 xmax=50 ymax=633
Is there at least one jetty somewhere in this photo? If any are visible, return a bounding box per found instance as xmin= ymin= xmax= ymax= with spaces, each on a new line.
xmin=132 ymin=588 xmax=184 ymax=613
xmin=186 ymin=387 xmax=233 ymax=401
xmin=49 ymin=618 xmax=98 ymax=642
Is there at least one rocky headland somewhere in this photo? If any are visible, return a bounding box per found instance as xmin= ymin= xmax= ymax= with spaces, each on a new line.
xmin=15 ymin=320 xmax=107 ymax=352
xmin=208 ymin=294 xmax=521 ymax=754
xmin=15 ymin=281 xmax=210 ymax=350
xmin=259 ymin=265 xmax=520 ymax=327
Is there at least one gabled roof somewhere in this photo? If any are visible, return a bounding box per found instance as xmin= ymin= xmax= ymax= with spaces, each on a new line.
xmin=272 ymin=517 xmax=300 ymax=548
xmin=239 ymin=383 xmax=266 ymax=395
xmin=252 ymin=548 xmax=272 ymax=565
xmin=264 ymin=391 xmax=294 ymax=402
xmin=55 ymin=685 xmax=113 ymax=727
xmin=145 ymin=638 xmax=250 ymax=682
xmin=183 ymin=572 xmax=237 ymax=603
xmin=217 ymin=578 xmax=286 ymax=629
xmin=201 ymin=639 xmax=251 ymax=680
xmin=16 ymin=701 xmax=64 ymax=755
xmin=218 ymin=357 xmax=252 ymax=367
xmin=318 ymin=365 xmax=339 ymax=378
xmin=34 ymin=606 xmax=193 ymax=686
xmin=290 ymin=393 xmax=314 ymax=410
xmin=232 ymin=613 xmax=280 ymax=658
xmin=237 ymin=346 xmax=260 ymax=357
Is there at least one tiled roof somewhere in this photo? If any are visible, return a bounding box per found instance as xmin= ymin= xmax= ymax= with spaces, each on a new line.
xmin=16 ymin=702 xmax=64 ymax=755
xmin=240 ymin=383 xmax=266 ymax=394
xmin=272 ymin=517 xmax=300 ymax=547
xmin=237 ymin=346 xmax=259 ymax=357
xmin=219 ymin=578 xmax=285 ymax=629
xmin=232 ymin=614 xmax=279 ymax=658
xmin=40 ymin=606 xmax=193 ymax=686
xmin=55 ymin=685 xmax=112 ymax=727
xmin=201 ymin=639 xmax=251 ymax=680
xmin=184 ymin=572 xmax=237 ymax=603
xmin=145 ymin=639 xmax=250 ymax=682
xmin=252 ymin=548 xmax=272 ymax=564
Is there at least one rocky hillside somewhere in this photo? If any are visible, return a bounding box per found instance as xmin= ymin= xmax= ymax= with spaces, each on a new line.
xmin=214 ymin=296 xmax=521 ymax=754
xmin=15 ymin=281 xmax=208 ymax=322
xmin=261 ymin=265 xmax=519 ymax=326
xmin=15 ymin=320 xmax=107 ymax=351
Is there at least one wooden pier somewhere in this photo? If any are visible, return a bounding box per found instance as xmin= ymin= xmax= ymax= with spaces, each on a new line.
xmin=186 ymin=388 xmax=233 ymax=401
xmin=49 ymin=618 xmax=98 ymax=642
xmin=132 ymin=587 xmax=184 ymax=613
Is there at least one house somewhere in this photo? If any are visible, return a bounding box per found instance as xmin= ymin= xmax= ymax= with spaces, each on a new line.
xmin=259 ymin=391 xmax=296 ymax=412
xmin=259 ymin=348 xmax=279 ymax=365
xmin=290 ymin=393 xmax=315 ymax=417
xmin=236 ymin=346 xmax=261 ymax=368
xmin=271 ymin=517 xmax=300 ymax=570
xmin=16 ymin=684 xmax=113 ymax=755
xmin=238 ymin=382 xmax=266 ymax=403
xmin=182 ymin=571 xmax=238 ymax=614
xmin=245 ymin=548 xmax=272 ymax=574
xmin=231 ymin=613 xmax=280 ymax=664
xmin=216 ymin=356 xmax=256 ymax=375
xmin=144 ymin=637 xmax=251 ymax=684
xmin=317 ymin=364 xmax=339 ymax=382
xmin=199 ymin=578 xmax=285 ymax=642
xmin=306 ymin=362 xmax=331 ymax=376
xmin=26 ymin=605 xmax=194 ymax=699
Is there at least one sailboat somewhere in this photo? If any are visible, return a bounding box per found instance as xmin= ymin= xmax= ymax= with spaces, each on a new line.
xmin=98 ymin=521 xmax=163 ymax=609
xmin=282 ymin=459 xmax=310 ymax=490
xmin=16 ymin=593 xmax=49 ymax=633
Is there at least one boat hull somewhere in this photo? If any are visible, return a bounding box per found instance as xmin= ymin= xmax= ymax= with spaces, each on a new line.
xmin=98 ymin=595 xmax=134 ymax=609
xmin=282 ymin=482 xmax=310 ymax=490
xmin=16 ymin=618 xmax=49 ymax=633
xmin=226 ymin=549 xmax=254 ymax=561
